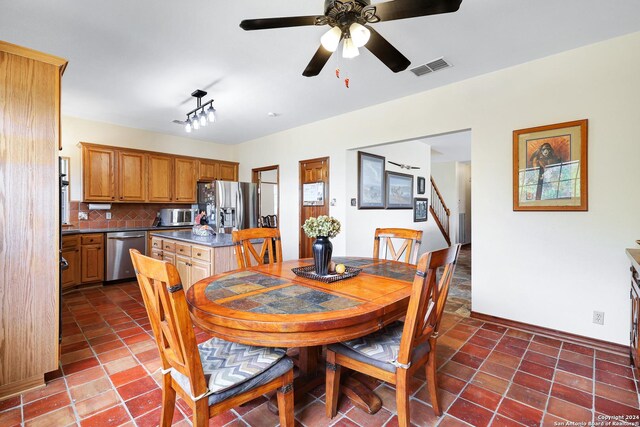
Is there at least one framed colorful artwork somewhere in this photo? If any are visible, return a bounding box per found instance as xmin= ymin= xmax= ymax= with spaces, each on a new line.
xmin=358 ymin=151 xmax=386 ymax=209
xmin=513 ymin=119 xmax=588 ymax=211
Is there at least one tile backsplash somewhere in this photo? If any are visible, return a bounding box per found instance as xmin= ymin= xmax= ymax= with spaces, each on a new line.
xmin=67 ymin=202 xmax=189 ymax=230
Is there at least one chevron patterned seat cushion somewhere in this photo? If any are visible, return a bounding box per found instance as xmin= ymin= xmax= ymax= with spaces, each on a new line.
xmin=328 ymin=321 xmax=431 ymax=373
xmin=170 ymin=337 xmax=287 ymax=396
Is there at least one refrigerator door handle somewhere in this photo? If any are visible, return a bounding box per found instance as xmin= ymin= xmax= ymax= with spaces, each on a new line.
xmin=237 ymin=185 xmax=243 ymax=229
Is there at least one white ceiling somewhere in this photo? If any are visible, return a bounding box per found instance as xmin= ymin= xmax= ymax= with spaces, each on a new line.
xmin=2 ymin=1 xmax=639 ymax=145
xmin=424 ymin=130 xmax=471 ymax=164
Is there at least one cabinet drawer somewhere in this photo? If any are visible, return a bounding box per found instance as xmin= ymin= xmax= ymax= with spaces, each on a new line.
xmin=151 ymin=237 xmax=163 ymax=250
xmin=175 ymin=242 xmax=191 ymax=256
xmin=151 ymin=249 xmax=163 ymax=261
xmin=163 ymin=240 xmax=176 ymax=252
xmin=192 ymin=245 xmax=211 ymax=262
xmin=81 ymin=234 xmax=104 ymax=245
xmin=62 ymin=235 xmax=80 ymax=249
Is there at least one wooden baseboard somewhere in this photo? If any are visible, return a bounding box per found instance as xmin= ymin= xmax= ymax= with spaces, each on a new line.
xmin=0 ymin=375 xmax=45 ymax=401
xmin=470 ymin=311 xmax=628 ymax=356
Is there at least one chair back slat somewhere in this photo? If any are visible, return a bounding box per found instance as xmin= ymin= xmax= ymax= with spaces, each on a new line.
xmin=373 ymin=228 xmax=423 ymax=265
xmin=232 ymin=228 xmax=283 ymax=269
xmin=129 ymin=249 xmax=208 ymax=397
xmin=396 ymin=244 xmax=461 ymax=365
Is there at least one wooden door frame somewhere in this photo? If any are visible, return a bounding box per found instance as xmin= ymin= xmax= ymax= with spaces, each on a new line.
xmin=252 ymin=165 xmax=280 ymax=228
xmin=299 ymin=157 xmax=330 ymax=258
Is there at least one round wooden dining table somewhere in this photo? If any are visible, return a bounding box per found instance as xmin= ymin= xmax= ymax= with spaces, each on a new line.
xmin=186 ymin=256 xmax=417 ymax=413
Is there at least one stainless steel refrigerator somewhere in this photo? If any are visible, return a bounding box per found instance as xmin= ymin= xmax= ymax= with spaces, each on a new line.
xmin=198 ymin=181 xmax=258 ymax=233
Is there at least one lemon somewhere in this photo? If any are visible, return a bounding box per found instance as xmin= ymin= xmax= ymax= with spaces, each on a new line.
xmin=335 ymin=264 xmax=346 ymax=274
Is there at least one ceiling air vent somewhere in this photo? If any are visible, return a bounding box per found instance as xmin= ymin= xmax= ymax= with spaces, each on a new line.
xmin=409 ymin=57 xmax=452 ymax=77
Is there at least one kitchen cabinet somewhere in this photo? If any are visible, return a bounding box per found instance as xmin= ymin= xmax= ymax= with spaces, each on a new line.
xmin=82 ymin=145 xmax=116 ymax=202
xmin=174 ymin=158 xmax=197 ymax=202
xmin=118 ymin=150 xmax=147 ymax=202
xmin=148 ymin=154 xmax=173 ymax=202
xmin=61 ymin=235 xmax=81 ymax=290
xmin=81 ymin=142 xmax=239 ymax=203
xmin=0 ymin=41 xmax=67 ymax=398
xmin=218 ymin=161 xmax=239 ymax=181
xmin=176 ymin=255 xmax=192 ymax=288
xmin=198 ymin=159 xmax=239 ymax=182
xmin=81 ymin=233 xmax=104 ymax=283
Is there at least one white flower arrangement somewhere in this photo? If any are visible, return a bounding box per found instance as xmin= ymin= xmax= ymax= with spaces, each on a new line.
xmin=302 ymin=215 xmax=341 ymax=239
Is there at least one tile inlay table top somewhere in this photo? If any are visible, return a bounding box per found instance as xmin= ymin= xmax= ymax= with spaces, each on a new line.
xmin=186 ymin=258 xmax=415 ymax=348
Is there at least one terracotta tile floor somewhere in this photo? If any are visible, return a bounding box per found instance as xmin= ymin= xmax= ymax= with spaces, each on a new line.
xmin=1 ymin=279 xmax=640 ymax=426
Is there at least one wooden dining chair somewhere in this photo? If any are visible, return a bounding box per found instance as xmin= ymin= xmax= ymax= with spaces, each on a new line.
xmin=373 ymin=228 xmax=423 ymax=265
xmin=129 ymin=249 xmax=294 ymax=427
xmin=232 ymin=227 xmax=283 ymax=269
xmin=325 ymin=244 xmax=461 ymax=427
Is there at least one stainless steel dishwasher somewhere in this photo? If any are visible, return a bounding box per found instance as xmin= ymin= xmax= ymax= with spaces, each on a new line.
xmin=106 ymin=231 xmax=147 ymax=281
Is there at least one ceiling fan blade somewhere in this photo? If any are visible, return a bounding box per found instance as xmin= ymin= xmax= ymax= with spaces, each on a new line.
xmin=302 ymin=45 xmax=333 ymax=77
xmin=388 ymin=161 xmax=402 ymax=167
xmin=240 ymin=16 xmax=324 ymax=31
xmin=369 ymin=0 xmax=462 ymax=22
xmin=364 ymin=27 xmax=410 ymax=73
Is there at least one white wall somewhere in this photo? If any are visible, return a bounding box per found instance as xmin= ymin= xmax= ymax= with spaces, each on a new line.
xmin=431 ymin=162 xmax=459 ymax=244
xmin=60 ymin=116 xmax=235 ymax=200
xmin=235 ymin=32 xmax=640 ymax=344
xmin=458 ymin=162 xmax=472 ymax=244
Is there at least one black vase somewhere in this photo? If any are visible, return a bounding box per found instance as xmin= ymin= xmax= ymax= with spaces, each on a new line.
xmin=313 ymin=236 xmax=333 ymax=276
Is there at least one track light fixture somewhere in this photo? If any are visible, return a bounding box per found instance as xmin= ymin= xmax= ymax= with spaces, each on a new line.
xmin=181 ymin=89 xmax=216 ymax=133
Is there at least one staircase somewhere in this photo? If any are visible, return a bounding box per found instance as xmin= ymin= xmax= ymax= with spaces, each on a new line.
xmin=430 ymin=176 xmax=451 ymax=246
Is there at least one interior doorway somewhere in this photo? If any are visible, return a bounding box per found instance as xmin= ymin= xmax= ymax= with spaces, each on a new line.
xmin=252 ymin=165 xmax=279 ymax=228
xmin=299 ymin=157 xmax=329 ymax=258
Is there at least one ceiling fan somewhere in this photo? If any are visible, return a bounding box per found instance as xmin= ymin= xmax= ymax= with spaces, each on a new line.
xmin=388 ymin=160 xmax=420 ymax=170
xmin=240 ymin=0 xmax=463 ymax=77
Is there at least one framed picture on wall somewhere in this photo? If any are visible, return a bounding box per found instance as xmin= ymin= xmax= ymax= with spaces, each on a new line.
xmin=413 ymin=198 xmax=429 ymax=222
xmin=513 ymin=119 xmax=588 ymax=211
xmin=417 ymin=176 xmax=426 ymax=195
xmin=385 ymin=171 xmax=413 ymax=209
xmin=358 ymin=151 xmax=386 ymax=209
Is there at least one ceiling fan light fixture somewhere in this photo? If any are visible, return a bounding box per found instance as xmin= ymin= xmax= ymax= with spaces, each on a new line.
xmin=192 ymin=114 xmax=200 ymax=130
xmin=185 ymin=117 xmax=192 ymax=133
xmin=199 ymin=109 xmax=207 ymax=126
xmin=320 ymin=26 xmax=342 ymax=52
xmin=349 ymin=22 xmax=370 ymax=48
xmin=342 ymin=36 xmax=359 ymax=59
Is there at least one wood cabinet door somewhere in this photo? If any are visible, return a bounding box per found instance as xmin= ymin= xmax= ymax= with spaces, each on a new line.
xmin=213 ymin=245 xmax=237 ymax=275
xmin=176 ymin=255 xmax=192 ymax=289
xmin=81 ymin=244 xmax=104 ymax=283
xmin=198 ymin=160 xmax=219 ymax=181
xmin=83 ymin=145 xmax=116 ymax=202
xmin=148 ymin=154 xmax=173 ymax=202
xmin=118 ymin=151 xmax=147 ymax=202
xmin=219 ymin=162 xmax=238 ymax=181
xmin=191 ymin=259 xmax=211 ymax=289
xmin=162 ymin=252 xmax=176 ymax=265
xmin=174 ymin=158 xmax=197 ymax=202
xmin=61 ymin=247 xmax=80 ymax=289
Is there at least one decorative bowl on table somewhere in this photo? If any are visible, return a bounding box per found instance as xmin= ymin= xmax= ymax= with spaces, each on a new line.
xmin=192 ymin=225 xmax=214 ymax=236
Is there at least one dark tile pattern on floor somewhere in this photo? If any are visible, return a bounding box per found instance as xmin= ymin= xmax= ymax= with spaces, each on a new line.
xmin=1 ymin=245 xmax=639 ymax=426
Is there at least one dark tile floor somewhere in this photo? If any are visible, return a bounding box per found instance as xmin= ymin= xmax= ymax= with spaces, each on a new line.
xmin=1 ymin=246 xmax=639 ymax=426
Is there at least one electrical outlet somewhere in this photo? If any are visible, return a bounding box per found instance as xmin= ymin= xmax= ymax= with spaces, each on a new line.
xmin=78 ymin=212 xmax=88 ymax=220
xmin=106 ymin=212 xmax=112 ymax=220
xmin=593 ymin=311 xmax=605 ymax=325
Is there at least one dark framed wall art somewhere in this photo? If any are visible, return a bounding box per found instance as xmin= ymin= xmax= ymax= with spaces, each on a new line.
xmin=357 ymin=151 xmax=386 ymax=209
xmin=385 ymin=171 xmax=413 ymax=209
xmin=417 ymin=176 xmax=426 ymax=195
xmin=413 ymin=198 xmax=429 ymax=222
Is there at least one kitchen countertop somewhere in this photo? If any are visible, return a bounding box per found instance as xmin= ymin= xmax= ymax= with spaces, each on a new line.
xmin=149 ymin=230 xmax=238 ymax=248
xmin=62 ymin=226 xmax=191 ymax=235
